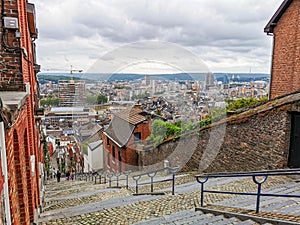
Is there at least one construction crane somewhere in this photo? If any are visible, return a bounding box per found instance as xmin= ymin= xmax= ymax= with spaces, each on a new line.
xmin=70 ymin=65 xmax=83 ymax=81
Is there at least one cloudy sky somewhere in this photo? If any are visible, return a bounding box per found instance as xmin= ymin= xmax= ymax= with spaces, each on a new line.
xmin=30 ymin=0 xmax=282 ymax=74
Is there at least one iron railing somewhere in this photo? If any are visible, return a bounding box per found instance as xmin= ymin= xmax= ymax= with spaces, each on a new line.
xmin=78 ymin=171 xmax=95 ymax=181
xmin=132 ymin=167 xmax=179 ymax=195
xmin=195 ymin=168 xmax=300 ymax=213
xmin=106 ymin=171 xmax=131 ymax=189
xmin=94 ymin=171 xmax=107 ymax=185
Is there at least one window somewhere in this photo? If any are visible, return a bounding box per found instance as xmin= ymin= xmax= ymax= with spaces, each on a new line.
xmin=107 ymin=152 xmax=110 ymax=167
xmin=112 ymin=146 xmax=116 ymax=163
xmin=107 ymin=137 xmax=110 ymax=146
xmin=134 ymin=132 xmax=141 ymax=141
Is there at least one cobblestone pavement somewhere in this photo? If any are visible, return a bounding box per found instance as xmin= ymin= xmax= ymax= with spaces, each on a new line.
xmin=36 ymin=172 xmax=298 ymax=225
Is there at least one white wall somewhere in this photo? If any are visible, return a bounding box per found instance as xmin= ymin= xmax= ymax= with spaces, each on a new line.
xmin=87 ymin=143 xmax=103 ymax=171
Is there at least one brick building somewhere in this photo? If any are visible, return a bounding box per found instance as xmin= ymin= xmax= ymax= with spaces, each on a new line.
xmin=103 ymin=107 xmax=152 ymax=172
xmin=0 ymin=1 xmax=42 ymax=224
xmin=265 ymin=0 xmax=300 ymax=99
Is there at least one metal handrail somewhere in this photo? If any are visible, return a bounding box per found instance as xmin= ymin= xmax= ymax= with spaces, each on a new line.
xmin=94 ymin=171 xmax=107 ymax=185
xmin=195 ymin=169 xmax=300 ymax=213
xmin=106 ymin=171 xmax=131 ymax=189
xmin=132 ymin=167 xmax=179 ymax=195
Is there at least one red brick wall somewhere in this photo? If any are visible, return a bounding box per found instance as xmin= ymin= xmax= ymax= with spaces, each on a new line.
xmin=270 ymin=0 xmax=300 ymax=99
xmin=0 ymin=0 xmax=42 ymax=224
xmin=0 ymin=0 xmax=24 ymax=90
xmin=103 ymin=121 xmax=151 ymax=172
xmin=6 ymin=109 xmax=31 ymax=225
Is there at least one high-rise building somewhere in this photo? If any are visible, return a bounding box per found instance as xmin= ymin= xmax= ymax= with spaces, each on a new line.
xmin=205 ymin=72 xmax=215 ymax=87
xmin=145 ymin=75 xmax=151 ymax=86
xmin=58 ymin=80 xmax=86 ymax=106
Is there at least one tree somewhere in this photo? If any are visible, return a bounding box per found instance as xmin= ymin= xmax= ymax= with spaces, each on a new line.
xmin=40 ymin=98 xmax=59 ymax=106
xmin=97 ymin=94 xmax=108 ymax=104
xmin=148 ymin=120 xmax=167 ymax=147
xmin=148 ymin=120 xmax=182 ymax=147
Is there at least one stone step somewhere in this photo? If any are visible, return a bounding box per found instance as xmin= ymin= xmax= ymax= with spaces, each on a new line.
xmin=235 ymin=219 xmax=257 ymax=225
xmin=262 ymin=199 xmax=297 ymax=212
xmin=172 ymin=213 xmax=214 ymax=224
xmin=212 ymin=217 xmax=241 ymax=225
xmin=277 ymin=203 xmax=300 ymax=214
xmin=186 ymin=214 xmax=225 ymax=225
xmin=132 ymin=210 xmax=260 ymax=225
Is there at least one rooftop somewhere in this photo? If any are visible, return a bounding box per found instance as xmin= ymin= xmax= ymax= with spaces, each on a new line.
xmin=50 ymin=107 xmax=85 ymax=113
xmin=264 ymin=0 xmax=293 ymax=34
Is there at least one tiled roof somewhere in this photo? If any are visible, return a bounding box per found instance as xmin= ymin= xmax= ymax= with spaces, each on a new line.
xmin=114 ymin=108 xmax=147 ymax=125
xmin=104 ymin=108 xmax=148 ymax=147
xmin=75 ymin=123 xmax=102 ymax=143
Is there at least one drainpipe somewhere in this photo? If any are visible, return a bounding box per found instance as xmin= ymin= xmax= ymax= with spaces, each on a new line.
xmin=0 ymin=122 xmax=11 ymax=225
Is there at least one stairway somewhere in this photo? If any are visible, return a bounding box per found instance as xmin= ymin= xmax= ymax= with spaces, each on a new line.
xmin=214 ymin=181 xmax=300 ymax=217
xmin=132 ymin=209 xmax=259 ymax=225
xmin=37 ymin=173 xmax=300 ymax=225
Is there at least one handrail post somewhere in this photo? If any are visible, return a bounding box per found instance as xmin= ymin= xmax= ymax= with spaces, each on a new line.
xmin=172 ymin=172 xmax=175 ymax=195
xmin=201 ymin=182 xmax=204 ymax=207
xmin=252 ymin=175 xmax=268 ymax=214
xmin=147 ymin=172 xmax=157 ymax=194
xmin=133 ymin=175 xmax=140 ymax=194
xmin=195 ymin=176 xmax=208 ymax=207
xmin=124 ymin=171 xmax=131 ymax=189
xmin=116 ymin=172 xmax=120 ymax=188
xmin=256 ymin=182 xmax=262 ymax=213
xmin=150 ymin=176 xmax=154 ymax=193
xmin=107 ymin=173 xmax=113 ymax=188
xmin=126 ymin=174 xmax=129 ymax=189
xmin=169 ymin=167 xmax=179 ymax=195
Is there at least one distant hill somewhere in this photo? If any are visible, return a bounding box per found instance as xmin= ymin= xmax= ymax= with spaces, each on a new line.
xmin=37 ymin=72 xmax=270 ymax=83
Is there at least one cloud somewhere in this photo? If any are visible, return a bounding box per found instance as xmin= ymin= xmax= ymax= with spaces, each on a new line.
xmin=30 ymin=0 xmax=282 ymax=73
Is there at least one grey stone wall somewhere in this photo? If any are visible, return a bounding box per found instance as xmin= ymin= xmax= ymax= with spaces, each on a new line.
xmin=140 ymin=105 xmax=295 ymax=173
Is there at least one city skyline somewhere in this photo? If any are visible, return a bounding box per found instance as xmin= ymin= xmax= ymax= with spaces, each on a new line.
xmin=30 ymin=0 xmax=282 ymax=74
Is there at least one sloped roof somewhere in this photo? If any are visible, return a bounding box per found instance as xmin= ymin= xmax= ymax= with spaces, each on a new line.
xmin=85 ymin=130 xmax=102 ymax=144
xmin=75 ymin=122 xmax=102 ymax=143
xmin=104 ymin=108 xmax=147 ymax=147
xmin=264 ymin=0 xmax=293 ymax=34
xmin=88 ymin=140 xmax=103 ymax=151
xmin=114 ymin=108 xmax=147 ymax=125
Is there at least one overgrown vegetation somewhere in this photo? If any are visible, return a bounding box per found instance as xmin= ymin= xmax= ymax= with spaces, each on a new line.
xmin=132 ymin=92 xmax=150 ymax=100
xmin=42 ymin=134 xmax=50 ymax=176
xmin=40 ymin=97 xmax=59 ymax=107
xmin=114 ymin=86 xmax=132 ymax=90
xmin=81 ymin=142 xmax=89 ymax=155
xmin=148 ymin=97 xmax=268 ymax=147
xmin=226 ymin=96 xmax=268 ymax=112
xmin=86 ymin=94 xmax=108 ymax=105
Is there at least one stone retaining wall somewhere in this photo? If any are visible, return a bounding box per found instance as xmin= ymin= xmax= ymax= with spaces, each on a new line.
xmin=141 ymin=103 xmax=297 ymax=173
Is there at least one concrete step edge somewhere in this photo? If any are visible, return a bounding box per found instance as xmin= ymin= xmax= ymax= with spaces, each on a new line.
xmin=195 ymin=207 xmax=300 ymax=225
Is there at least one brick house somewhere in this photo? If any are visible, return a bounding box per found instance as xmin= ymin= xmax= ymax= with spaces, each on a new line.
xmin=264 ymin=0 xmax=300 ymax=99
xmin=0 ymin=1 xmax=42 ymax=224
xmin=103 ymin=107 xmax=152 ymax=172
